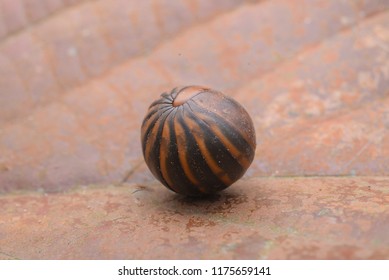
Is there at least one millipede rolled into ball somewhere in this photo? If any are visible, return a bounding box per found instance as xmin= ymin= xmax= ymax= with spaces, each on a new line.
xmin=141 ymin=86 xmax=256 ymax=196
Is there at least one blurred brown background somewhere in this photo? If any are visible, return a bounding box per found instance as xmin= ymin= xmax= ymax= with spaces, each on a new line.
xmin=0 ymin=0 xmax=389 ymax=259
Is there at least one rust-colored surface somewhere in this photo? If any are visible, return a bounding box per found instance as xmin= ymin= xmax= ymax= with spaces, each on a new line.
xmin=1 ymin=0 xmax=389 ymax=260
xmin=0 ymin=0 xmax=389 ymax=192
xmin=1 ymin=177 xmax=389 ymax=259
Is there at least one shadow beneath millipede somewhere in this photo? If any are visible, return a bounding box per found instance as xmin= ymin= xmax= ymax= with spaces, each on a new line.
xmin=128 ymin=179 xmax=258 ymax=217
xmin=162 ymin=188 xmax=249 ymax=216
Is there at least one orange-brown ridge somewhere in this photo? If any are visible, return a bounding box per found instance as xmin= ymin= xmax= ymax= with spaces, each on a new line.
xmin=173 ymin=86 xmax=208 ymax=107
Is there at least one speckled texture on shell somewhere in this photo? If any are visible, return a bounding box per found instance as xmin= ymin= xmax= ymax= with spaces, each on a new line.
xmin=141 ymin=86 xmax=256 ymax=196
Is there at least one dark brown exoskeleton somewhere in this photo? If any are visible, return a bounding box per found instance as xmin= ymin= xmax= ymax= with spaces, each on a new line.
xmin=141 ymin=86 xmax=256 ymax=196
